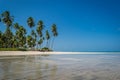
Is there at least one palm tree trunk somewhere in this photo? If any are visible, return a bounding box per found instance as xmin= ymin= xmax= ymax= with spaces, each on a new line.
xmin=51 ymin=37 xmax=55 ymax=50
xmin=48 ymin=39 xmax=51 ymax=49
xmin=39 ymin=43 xmax=41 ymax=50
xmin=46 ymin=40 xmax=48 ymax=48
xmin=37 ymin=43 xmax=38 ymax=50
xmin=36 ymin=36 xmax=39 ymax=50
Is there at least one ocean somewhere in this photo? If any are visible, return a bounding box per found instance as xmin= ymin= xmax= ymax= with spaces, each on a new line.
xmin=0 ymin=52 xmax=120 ymax=80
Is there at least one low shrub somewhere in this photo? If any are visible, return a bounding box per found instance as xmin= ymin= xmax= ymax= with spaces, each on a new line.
xmin=40 ymin=47 xmax=52 ymax=52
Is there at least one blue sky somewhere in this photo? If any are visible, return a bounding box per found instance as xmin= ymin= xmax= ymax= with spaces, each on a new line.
xmin=0 ymin=0 xmax=120 ymax=51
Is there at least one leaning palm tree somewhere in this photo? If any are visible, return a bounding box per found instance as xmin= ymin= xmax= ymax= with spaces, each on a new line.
xmin=4 ymin=27 xmax=13 ymax=48
xmin=27 ymin=17 xmax=35 ymax=28
xmin=45 ymin=30 xmax=50 ymax=48
xmin=11 ymin=35 xmax=17 ymax=48
xmin=1 ymin=11 xmax=14 ymax=48
xmin=1 ymin=11 xmax=14 ymax=27
xmin=27 ymin=35 xmax=32 ymax=48
xmin=36 ymin=20 xmax=44 ymax=38
xmin=31 ymin=30 xmax=36 ymax=38
xmin=21 ymin=26 xmax=27 ymax=48
xmin=36 ymin=20 xmax=44 ymax=49
xmin=51 ymin=24 xmax=58 ymax=49
xmin=14 ymin=23 xmax=19 ymax=30
xmin=13 ymin=23 xmax=20 ymax=47
xmin=27 ymin=17 xmax=35 ymax=49
xmin=37 ymin=20 xmax=44 ymax=29
xmin=27 ymin=17 xmax=35 ymax=35
xmin=31 ymin=30 xmax=37 ymax=49
xmin=38 ymin=38 xmax=43 ymax=49
xmin=15 ymin=26 xmax=26 ymax=48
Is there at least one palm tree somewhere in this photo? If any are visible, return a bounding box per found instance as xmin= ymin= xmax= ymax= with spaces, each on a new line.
xmin=4 ymin=27 xmax=13 ymax=48
xmin=11 ymin=35 xmax=17 ymax=48
xmin=46 ymin=30 xmax=50 ymax=48
xmin=31 ymin=30 xmax=36 ymax=38
xmin=13 ymin=23 xmax=20 ymax=48
xmin=27 ymin=35 xmax=33 ymax=48
xmin=0 ymin=11 xmax=59 ymax=51
xmin=1 ymin=11 xmax=14 ymax=48
xmin=37 ymin=20 xmax=44 ymax=38
xmin=36 ymin=20 xmax=44 ymax=49
xmin=27 ymin=17 xmax=35 ymax=49
xmin=19 ymin=26 xmax=26 ymax=47
xmin=1 ymin=11 xmax=13 ymax=27
xmin=38 ymin=38 xmax=43 ymax=49
xmin=14 ymin=23 xmax=19 ymax=30
xmin=27 ymin=17 xmax=35 ymax=28
xmin=15 ymin=26 xmax=26 ymax=48
xmin=37 ymin=20 xmax=44 ymax=29
xmin=31 ymin=30 xmax=37 ymax=49
xmin=51 ymin=24 xmax=58 ymax=49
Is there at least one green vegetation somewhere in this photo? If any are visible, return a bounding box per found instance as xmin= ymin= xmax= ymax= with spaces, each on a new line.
xmin=0 ymin=48 xmax=27 ymax=51
xmin=41 ymin=47 xmax=52 ymax=52
xmin=0 ymin=11 xmax=58 ymax=51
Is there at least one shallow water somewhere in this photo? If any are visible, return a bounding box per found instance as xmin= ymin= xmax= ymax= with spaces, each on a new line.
xmin=0 ymin=53 xmax=120 ymax=80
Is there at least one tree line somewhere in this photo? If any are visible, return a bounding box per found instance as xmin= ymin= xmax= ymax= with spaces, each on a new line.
xmin=0 ymin=11 xmax=58 ymax=51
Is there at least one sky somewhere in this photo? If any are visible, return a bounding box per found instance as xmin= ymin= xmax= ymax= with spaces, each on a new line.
xmin=0 ymin=0 xmax=120 ymax=51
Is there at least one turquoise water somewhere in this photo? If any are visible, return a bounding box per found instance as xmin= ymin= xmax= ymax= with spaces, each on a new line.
xmin=0 ymin=53 xmax=120 ymax=80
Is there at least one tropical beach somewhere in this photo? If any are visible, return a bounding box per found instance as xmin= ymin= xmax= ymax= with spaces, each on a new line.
xmin=0 ymin=0 xmax=120 ymax=80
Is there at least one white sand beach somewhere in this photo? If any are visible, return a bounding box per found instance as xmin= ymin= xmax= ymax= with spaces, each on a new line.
xmin=0 ymin=51 xmax=81 ymax=56
xmin=0 ymin=51 xmax=112 ymax=56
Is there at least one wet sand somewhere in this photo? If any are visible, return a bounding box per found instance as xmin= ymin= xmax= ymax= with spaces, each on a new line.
xmin=0 ymin=53 xmax=120 ymax=80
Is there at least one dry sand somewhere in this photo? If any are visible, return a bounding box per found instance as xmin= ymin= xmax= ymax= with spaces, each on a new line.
xmin=0 ymin=51 xmax=110 ymax=56
xmin=0 ymin=51 xmax=80 ymax=56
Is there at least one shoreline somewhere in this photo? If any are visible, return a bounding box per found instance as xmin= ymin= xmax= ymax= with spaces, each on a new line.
xmin=0 ymin=51 xmax=80 ymax=56
xmin=0 ymin=51 xmax=120 ymax=56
